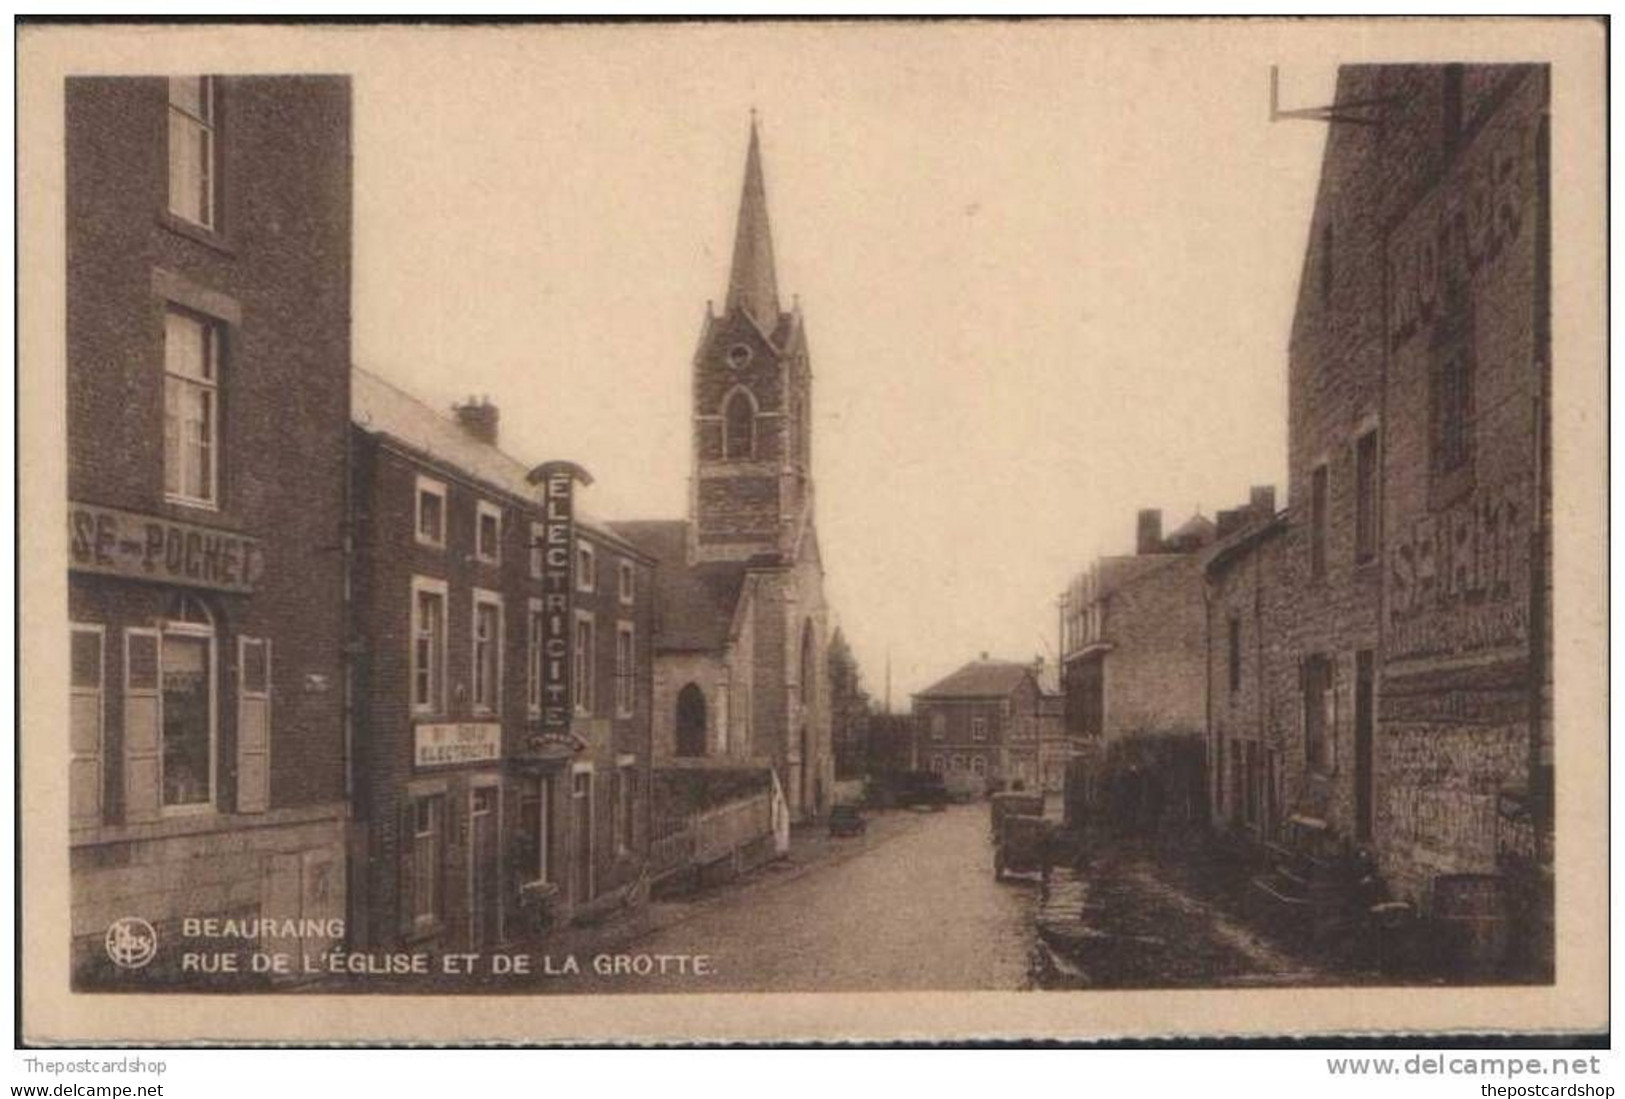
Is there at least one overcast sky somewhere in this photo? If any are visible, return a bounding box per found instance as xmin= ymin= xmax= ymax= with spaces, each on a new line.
xmin=341 ymin=24 xmax=1336 ymax=703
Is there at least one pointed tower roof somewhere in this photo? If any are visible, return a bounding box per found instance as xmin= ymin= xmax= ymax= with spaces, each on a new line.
xmin=725 ymin=114 xmax=782 ymax=331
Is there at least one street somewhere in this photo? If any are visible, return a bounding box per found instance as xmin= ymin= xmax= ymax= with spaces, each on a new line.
xmin=549 ymin=803 xmax=1039 ymax=994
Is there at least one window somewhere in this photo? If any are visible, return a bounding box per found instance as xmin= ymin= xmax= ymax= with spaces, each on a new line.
xmin=576 ymin=540 xmax=596 ymax=593
xmin=929 ymin=755 xmax=945 ymax=774
xmin=1354 ymin=429 xmax=1379 ymax=564
xmin=527 ymin=598 xmax=544 ymax=717
xmin=472 ymin=591 xmax=503 ymax=714
xmin=1309 ymin=462 xmax=1329 ymax=580
xmin=971 ymin=715 xmax=988 ymax=742
xmin=615 ymin=622 xmax=635 ymax=717
xmin=408 ymin=794 xmax=444 ymax=933
xmin=573 ymin=611 xmax=595 ymax=716
xmin=951 ymin=755 xmax=966 ymax=773
xmin=970 ymin=756 xmax=986 ymax=776
xmin=723 ymin=388 xmax=756 ymax=459
xmin=1303 ymin=655 xmax=1335 ymax=773
xmin=160 ymin=597 xmax=215 ymax=811
xmin=69 ymin=624 xmax=104 ymax=827
xmin=167 ymin=76 xmax=217 ymax=229
xmin=410 ymin=577 xmax=447 ymax=714
xmin=476 ymin=501 xmax=502 ymax=565
xmin=415 ymin=476 xmax=446 ymax=548
xmin=529 ymin=522 xmax=545 ymax=579
xmin=929 ymin=712 xmax=946 ymax=741
xmin=518 ymin=776 xmax=551 ymax=885
xmin=1430 ymin=321 xmax=1475 ymax=490
xmin=1227 ymin=616 xmax=1242 ymax=695
xmin=618 ymin=560 xmax=635 ymax=604
xmin=615 ymin=757 xmax=635 ymax=856
xmin=163 ymin=310 xmax=221 ymax=508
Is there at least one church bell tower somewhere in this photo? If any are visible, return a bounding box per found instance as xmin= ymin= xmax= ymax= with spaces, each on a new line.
xmin=689 ymin=116 xmax=814 ymax=565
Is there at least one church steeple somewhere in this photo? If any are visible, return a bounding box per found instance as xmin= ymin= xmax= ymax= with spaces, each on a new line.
xmin=725 ymin=114 xmax=781 ymax=331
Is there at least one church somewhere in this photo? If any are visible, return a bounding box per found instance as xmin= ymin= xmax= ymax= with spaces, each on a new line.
xmin=614 ymin=118 xmax=834 ymax=821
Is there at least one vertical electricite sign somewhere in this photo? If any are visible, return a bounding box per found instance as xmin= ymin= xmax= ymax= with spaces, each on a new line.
xmin=527 ymin=461 xmax=594 ymax=740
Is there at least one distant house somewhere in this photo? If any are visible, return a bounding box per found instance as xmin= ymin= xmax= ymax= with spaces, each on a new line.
xmin=912 ymin=656 xmax=1047 ymax=794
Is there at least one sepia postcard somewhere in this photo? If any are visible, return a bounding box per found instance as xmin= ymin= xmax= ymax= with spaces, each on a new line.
xmin=17 ymin=17 xmax=1609 ymax=1045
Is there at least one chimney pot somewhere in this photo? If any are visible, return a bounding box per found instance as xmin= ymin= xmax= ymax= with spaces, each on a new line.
xmin=1136 ymin=508 xmax=1163 ymax=555
xmin=454 ymin=397 xmax=500 ymax=447
xmin=1250 ymin=485 xmax=1277 ymax=517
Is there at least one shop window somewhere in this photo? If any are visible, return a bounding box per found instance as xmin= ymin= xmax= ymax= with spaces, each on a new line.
xmin=518 ymin=776 xmax=551 ymax=885
xmin=476 ymin=501 xmax=502 ymax=565
xmin=572 ymin=611 xmax=595 ymax=716
xmin=615 ymin=621 xmax=635 ymax=717
xmin=163 ymin=309 xmax=221 ymax=509
xmin=159 ymin=596 xmax=215 ymax=812
xmin=69 ymin=624 xmax=104 ymax=827
xmin=1303 ymin=655 xmax=1335 ymax=773
xmin=1354 ymin=429 xmax=1380 ymax=564
xmin=167 ymin=76 xmax=217 ymax=229
xmin=472 ymin=591 xmax=503 ymax=714
xmin=415 ymin=476 xmax=446 ymax=548
xmin=407 ymin=794 xmax=444 ymax=934
xmin=1309 ymin=462 xmax=1329 ymax=580
xmin=411 ymin=577 xmax=447 ymax=714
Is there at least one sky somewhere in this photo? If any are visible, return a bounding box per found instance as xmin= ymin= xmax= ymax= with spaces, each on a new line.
xmin=340 ymin=23 xmax=1338 ymax=705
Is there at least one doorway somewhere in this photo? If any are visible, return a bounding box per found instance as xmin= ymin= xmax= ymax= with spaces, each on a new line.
xmin=572 ymin=767 xmax=594 ymax=904
xmin=1354 ymin=650 xmax=1375 ymax=843
xmin=468 ymin=783 xmax=500 ymax=949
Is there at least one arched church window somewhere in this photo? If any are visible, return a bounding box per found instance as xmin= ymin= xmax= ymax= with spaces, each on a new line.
xmin=675 ymin=683 xmax=707 ymax=758
xmin=722 ymin=389 xmax=756 ymax=460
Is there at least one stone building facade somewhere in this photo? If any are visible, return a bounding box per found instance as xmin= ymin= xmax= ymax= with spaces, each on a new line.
xmin=614 ymin=118 xmax=833 ymax=822
xmin=65 ymin=76 xmax=354 ymax=984
xmin=349 ymin=370 xmax=655 ymax=950
xmin=1218 ymin=65 xmax=1551 ymax=939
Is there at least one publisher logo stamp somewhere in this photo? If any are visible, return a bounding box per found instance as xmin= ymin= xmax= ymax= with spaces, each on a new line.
xmin=105 ymin=917 xmax=158 ymax=969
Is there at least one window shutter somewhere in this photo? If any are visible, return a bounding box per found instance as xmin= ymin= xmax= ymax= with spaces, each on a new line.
xmin=398 ymin=799 xmax=417 ymax=938
xmin=70 ymin=627 xmax=104 ymax=827
xmin=237 ymin=636 xmax=271 ymax=813
xmin=123 ymin=628 xmax=162 ymax=823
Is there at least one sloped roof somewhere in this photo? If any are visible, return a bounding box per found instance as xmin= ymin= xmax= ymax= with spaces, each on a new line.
xmin=352 ymin=366 xmax=629 ymax=546
xmin=915 ymin=659 xmax=1035 ymax=700
xmin=611 ymin=520 xmax=749 ymax=653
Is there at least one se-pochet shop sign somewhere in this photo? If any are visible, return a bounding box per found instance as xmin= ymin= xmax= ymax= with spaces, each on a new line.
xmin=69 ymin=502 xmax=264 ymax=594
xmin=526 ymin=460 xmax=593 ymax=734
xmin=414 ymin=723 xmax=502 ymax=768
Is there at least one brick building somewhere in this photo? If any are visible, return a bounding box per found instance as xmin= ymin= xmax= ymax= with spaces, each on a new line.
xmin=1058 ymin=508 xmax=1218 ymax=748
xmin=614 ymin=118 xmax=833 ymax=823
xmin=65 ymin=76 xmax=353 ymax=984
xmin=349 ymin=369 xmax=656 ymax=949
xmin=913 ymin=656 xmax=1046 ymax=795
xmin=1216 ymin=66 xmax=1551 ymax=957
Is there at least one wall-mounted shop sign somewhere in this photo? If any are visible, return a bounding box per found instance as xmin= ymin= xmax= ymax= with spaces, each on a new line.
xmin=69 ymin=502 xmax=263 ymax=593
xmin=414 ymin=723 xmax=502 ymax=768
xmin=526 ymin=460 xmax=593 ymax=733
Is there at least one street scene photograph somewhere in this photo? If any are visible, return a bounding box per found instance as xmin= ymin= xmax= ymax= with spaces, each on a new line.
xmin=18 ymin=18 xmax=1608 ymax=1047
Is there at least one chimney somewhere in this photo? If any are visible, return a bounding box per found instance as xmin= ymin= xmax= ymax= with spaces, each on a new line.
xmin=454 ymin=395 xmax=500 ymax=447
xmin=1136 ymin=508 xmax=1163 ymax=555
xmin=979 ymin=651 xmax=989 ymax=662
xmin=1249 ymin=484 xmax=1277 ymax=518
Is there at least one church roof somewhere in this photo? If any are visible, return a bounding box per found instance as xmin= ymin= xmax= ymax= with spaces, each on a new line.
xmin=915 ymin=659 xmax=1037 ymax=700
xmin=725 ymin=115 xmax=782 ymax=334
xmin=610 ymin=520 xmax=750 ymax=653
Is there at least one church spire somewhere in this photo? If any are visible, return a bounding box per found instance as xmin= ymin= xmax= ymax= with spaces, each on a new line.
xmin=725 ymin=112 xmax=781 ymax=330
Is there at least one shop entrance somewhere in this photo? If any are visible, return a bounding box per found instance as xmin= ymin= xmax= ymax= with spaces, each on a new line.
xmin=572 ymin=768 xmax=593 ymax=904
xmin=468 ymin=784 xmax=500 ymax=948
